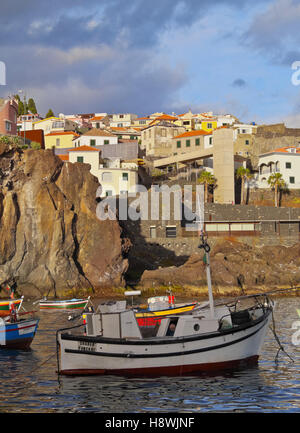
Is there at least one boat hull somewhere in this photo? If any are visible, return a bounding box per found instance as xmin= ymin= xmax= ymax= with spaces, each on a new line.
xmin=0 ymin=318 xmax=39 ymax=350
xmin=39 ymin=299 xmax=88 ymax=310
xmin=58 ymin=310 xmax=272 ymax=376
xmin=0 ymin=299 xmax=22 ymax=317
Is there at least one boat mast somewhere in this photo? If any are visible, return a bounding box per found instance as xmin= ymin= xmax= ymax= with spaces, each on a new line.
xmin=199 ymin=231 xmax=215 ymax=318
xmin=195 ymin=186 xmax=215 ymax=318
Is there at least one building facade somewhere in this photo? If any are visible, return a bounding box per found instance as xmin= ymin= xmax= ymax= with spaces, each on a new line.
xmin=257 ymin=147 xmax=300 ymax=189
xmin=44 ymin=131 xmax=80 ymax=149
xmin=0 ymin=97 xmax=18 ymax=136
xmin=73 ymin=128 xmax=118 ymax=147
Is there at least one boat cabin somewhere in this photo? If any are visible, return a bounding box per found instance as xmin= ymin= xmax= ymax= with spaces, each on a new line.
xmin=83 ymin=301 xmax=234 ymax=340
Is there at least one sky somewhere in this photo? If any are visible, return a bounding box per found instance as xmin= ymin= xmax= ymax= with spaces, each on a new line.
xmin=1 ymin=0 xmax=300 ymax=126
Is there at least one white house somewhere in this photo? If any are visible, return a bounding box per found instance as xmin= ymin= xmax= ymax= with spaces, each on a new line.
xmin=257 ymin=146 xmax=300 ymax=189
xmin=109 ymin=113 xmax=138 ymax=128
xmin=68 ymin=146 xmax=138 ymax=197
xmin=233 ymin=123 xmax=257 ymax=140
xmin=73 ymin=128 xmax=118 ymax=147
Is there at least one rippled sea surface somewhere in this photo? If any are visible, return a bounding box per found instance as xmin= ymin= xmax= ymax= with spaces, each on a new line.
xmin=0 ymin=297 xmax=299 ymax=413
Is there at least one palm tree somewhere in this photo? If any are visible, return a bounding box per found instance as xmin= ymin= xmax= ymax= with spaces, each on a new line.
xmin=236 ymin=166 xmax=253 ymax=204
xmin=197 ymin=171 xmax=216 ymax=203
xmin=267 ymin=173 xmax=285 ymax=207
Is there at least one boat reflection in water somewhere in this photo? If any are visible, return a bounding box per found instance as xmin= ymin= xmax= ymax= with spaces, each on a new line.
xmin=56 ymin=233 xmax=274 ymax=377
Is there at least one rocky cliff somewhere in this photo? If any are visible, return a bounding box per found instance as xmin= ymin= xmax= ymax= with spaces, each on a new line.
xmin=139 ymin=239 xmax=300 ymax=296
xmin=0 ymin=141 xmax=130 ymax=298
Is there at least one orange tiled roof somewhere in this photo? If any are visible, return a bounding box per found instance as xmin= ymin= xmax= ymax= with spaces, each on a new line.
xmin=174 ymin=130 xmax=212 ymax=139
xmin=58 ymin=154 xmax=69 ymax=161
xmin=110 ymin=126 xmax=130 ymax=131
xmin=149 ymin=114 xmax=178 ymax=125
xmin=90 ymin=116 xmax=104 ymax=121
xmin=45 ymin=131 xmax=80 ymax=137
xmin=68 ymin=145 xmax=100 ymax=152
xmin=264 ymin=146 xmax=300 ymax=154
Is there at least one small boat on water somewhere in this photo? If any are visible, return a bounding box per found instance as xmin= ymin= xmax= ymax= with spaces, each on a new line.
xmin=38 ymin=297 xmax=90 ymax=310
xmin=135 ymin=298 xmax=197 ymax=327
xmin=56 ymin=233 xmax=274 ymax=376
xmin=125 ymin=290 xmax=197 ymax=327
xmin=56 ymin=294 xmax=273 ymax=376
xmin=0 ymin=316 xmax=39 ymax=350
xmin=0 ymin=300 xmax=39 ymax=350
xmin=0 ymin=298 xmax=23 ymax=317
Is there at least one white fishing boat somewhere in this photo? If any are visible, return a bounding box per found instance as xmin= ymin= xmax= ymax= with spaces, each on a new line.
xmin=56 ymin=233 xmax=274 ymax=376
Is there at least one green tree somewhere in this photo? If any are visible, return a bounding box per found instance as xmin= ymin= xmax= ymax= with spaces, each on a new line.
xmin=197 ymin=171 xmax=216 ymax=203
xmin=236 ymin=166 xmax=253 ymax=204
xmin=267 ymin=172 xmax=286 ymax=207
xmin=45 ymin=109 xmax=54 ymax=118
xmin=27 ymin=98 xmax=37 ymax=114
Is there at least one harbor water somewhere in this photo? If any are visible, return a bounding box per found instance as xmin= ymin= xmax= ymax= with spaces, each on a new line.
xmin=0 ymin=297 xmax=299 ymax=413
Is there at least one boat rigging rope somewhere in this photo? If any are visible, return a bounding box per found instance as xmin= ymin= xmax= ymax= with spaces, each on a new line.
xmin=269 ymin=309 xmax=294 ymax=364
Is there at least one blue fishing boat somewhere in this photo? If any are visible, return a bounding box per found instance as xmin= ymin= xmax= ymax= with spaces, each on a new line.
xmin=0 ymin=302 xmax=39 ymax=350
xmin=0 ymin=317 xmax=39 ymax=350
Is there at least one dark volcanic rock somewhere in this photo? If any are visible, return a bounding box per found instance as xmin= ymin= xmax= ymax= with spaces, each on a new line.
xmin=139 ymin=239 xmax=300 ymax=293
xmin=0 ymin=144 xmax=130 ymax=297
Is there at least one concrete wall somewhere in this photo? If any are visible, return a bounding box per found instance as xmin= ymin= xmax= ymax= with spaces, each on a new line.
xmin=213 ymin=128 xmax=235 ymax=204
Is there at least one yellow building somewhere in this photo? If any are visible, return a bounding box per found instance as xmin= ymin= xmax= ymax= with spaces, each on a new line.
xmin=33 ymin=116 xmax=78 ymax=135
xmin=199 ymin=119 xmax=218 ymax=133
xmin=44 ymin=131 xmax=80 ymax=149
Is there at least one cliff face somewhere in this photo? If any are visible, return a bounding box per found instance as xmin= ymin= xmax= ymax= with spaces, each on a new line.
xmin=0 ymin=142 xmax=130 ymax=297
xmin=139 ymin=239 xmax=300 ymax=295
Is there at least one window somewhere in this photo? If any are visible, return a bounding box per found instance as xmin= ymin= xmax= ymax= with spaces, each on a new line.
xmin=139 ymin=120 xmax=146 ymax=125
xmin=209 ymin=137 xmax=213 ymax=145
xmin=102 ymin=172 xmax=113 ymax=182
xmin=96 ymin=123 xmax=100 ymax=129
xmin=77 ymin=156 xmax=84 ymax=163
xmin=207 ymin=123 xmax=212 ymax=129
xmin=105 ymin=190 xmax=112 ymax=197
xmin=183 ymin=121 xmax=190 ymax=125
xmin=5 ymin=121 xmax=11 ymax=131
xmin=176 ymin=140 xmax=181 ymax=148
xmin=104 ymin=140 xmax=109 ymax=145
xmin=166 ymin=226 xmax=176 ymax=238
xmin=119 ymin=114 xmax=124 ymax=118
xmin=161 ymin=128 xmax=166 ymax=137
xmin=245 ymin=140 xmax=249 ymax=145
xmin=117 ymin=123 xmax=123 ymax=127
xmin=186 ymin=140 xmax=191 ymax=147
xmin=150 ymin=226 xmax=156 ymax=238
xmin=289 ymin=177 xmax=295 ymax=184
xmin=122 ymin=172 xmax=128 ymax=181
xmin=286 ymin=162 xmax=291 ymax=169
xmin=52 ymin=121 xmax=64 ymax=129
xmin=90 ymin=139 xmax=96 ymax=146
xmin=195 ymin=138 xmax=200 ymax=146
xmin=56 ymin=138 xmax=60 ymax=146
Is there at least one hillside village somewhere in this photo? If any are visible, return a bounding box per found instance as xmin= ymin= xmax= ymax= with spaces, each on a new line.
xmin=0 ymin=96 xmax=297 ymax=200
xmin=1 ymin=94 xmax=300 ymax=290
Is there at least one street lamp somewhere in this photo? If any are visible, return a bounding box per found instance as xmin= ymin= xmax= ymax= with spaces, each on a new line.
xmin=18 ymin=89 xmax=26 ymax=147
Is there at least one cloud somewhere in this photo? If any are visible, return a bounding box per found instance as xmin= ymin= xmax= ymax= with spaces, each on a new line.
xmin=244 ymin=0 xmax=300 ymax=64
xmin=0 ymin=0 xmax=272 ymax=117
xmin=232 ymin=78 xmax=247 ymax=87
